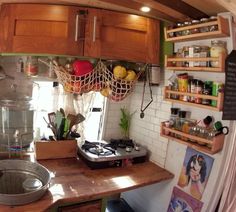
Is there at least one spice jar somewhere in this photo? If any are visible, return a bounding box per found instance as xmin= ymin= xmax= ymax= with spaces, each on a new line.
xmin=175 ymin=23 xmax=184 ymax=37
xmin=176 ymin=110 xmax=187 ymax=132
xmin=182 ymin=21 xmax=191 ymax=36
xmin=169 ymin=108 xmax=180 ymax=129
xmin=25 ymin=56 xmax=38 ymax=76
xmin=190 ymin=20 xmax=200 ymax=34
xmin=202 ymin=81 xmax=212 ymax=105
xmin=200 ymin=46 xmax=210 ymax=67
xmin=200 ymin=18 xmax=210 ymax=33
xmin=182 ymin=121 xmax=190 ymax=141
xmin=182 ymin=46 xmax=190 ymax=67
xmin=210 ymin=40 xmax=227 ymax=67
xmin=188 ymin=79 xmax=196 ymax=103
xmin=178 ymin=73 xmax=188 ymax=101
xmin=176 ymin=48 xmax=183 ymax=67
xmin=189 ymin=46 xmax=201 ymax=67
xmin=195 ymin=80 xmax=203 ymax=104
xmin=209 ymin=16 xmax=218 ymax=32
xmin=211 ymin=82 xmax=224 ymax=107
xmin=167 ymin=25 xmax=175 ymax=38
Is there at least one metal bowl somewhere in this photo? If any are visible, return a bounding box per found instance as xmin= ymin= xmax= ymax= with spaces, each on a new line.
xmin=0 ymin=159 xmax=51 ymax=205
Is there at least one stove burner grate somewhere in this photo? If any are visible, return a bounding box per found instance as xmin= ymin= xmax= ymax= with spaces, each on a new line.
xmin=82 ymin=140 xmax=116 ymax=156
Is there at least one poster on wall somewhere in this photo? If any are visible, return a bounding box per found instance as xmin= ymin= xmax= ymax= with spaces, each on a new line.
xmin=167 ymin=186 xmax=203 ymax=212
xmin=178 ymin=147 xmax=214 ymax=200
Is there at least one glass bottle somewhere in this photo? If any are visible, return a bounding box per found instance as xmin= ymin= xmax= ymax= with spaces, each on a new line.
xmin=25 ymin=56 xmax=38 ymax=76
xmin=176 ymin=111 xmax=187 ymax=131
xmin=190 ymin=20 xmax=200 ymax=34
xmin=200 ymin=18 xmax=210 ymax=33
xmin=169 ymin=108 xmax=180 ymax=129
xmin=210 ymin=40 xmax=227 ymax=67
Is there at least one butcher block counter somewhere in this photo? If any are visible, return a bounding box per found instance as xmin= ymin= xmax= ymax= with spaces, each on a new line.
xmin=0 ymin=158 xmax=174 ymax=212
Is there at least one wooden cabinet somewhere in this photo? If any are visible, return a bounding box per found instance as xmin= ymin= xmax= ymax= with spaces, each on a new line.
xmin=0 ymin=4 xmax=160 ymax=63
xmin=84 ymin=9 xmax=160 ymax=64
xmin=57 ymin=199 xmax=102 ymax=212
xmin=0 ymin=4 xmax=87 ymax=55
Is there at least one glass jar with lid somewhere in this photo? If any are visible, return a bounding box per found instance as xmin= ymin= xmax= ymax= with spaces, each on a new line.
xmin=190 ymin=20 xmax=200 ymax=34
xmin=200 ymin=18 xmax=210 ymax=33
xmin=209 ymin=16 xmax=218 ymax=32
xmin=175 ymin=23 xmax=184 ymax=37
xmin=182 ymin=21 xmax=191 ymax=36
xmin=200 ymin=46 xmax=210 ymax=67
xmin=25 ymin=56 xmax=38 ymax=77
xmin=210 ymin=40 xmax=227 ymax=67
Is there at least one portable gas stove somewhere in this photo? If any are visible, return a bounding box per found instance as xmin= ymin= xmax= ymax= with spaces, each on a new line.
xmin=77 ymin=139 xmax=148 ymax=169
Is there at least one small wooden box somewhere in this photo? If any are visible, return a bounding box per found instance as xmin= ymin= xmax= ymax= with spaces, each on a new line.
xmin=35 ymin=140 xmax=78 ymax=160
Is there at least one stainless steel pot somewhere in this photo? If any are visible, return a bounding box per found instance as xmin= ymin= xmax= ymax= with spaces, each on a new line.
xmin=0 ymin=159 xmax=51 ymax=205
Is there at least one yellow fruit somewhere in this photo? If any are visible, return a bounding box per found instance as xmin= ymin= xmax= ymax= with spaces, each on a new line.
xmin=124 ymin=70 xmax=136 ymax=81
xmin=113 ymin=66 xmax=127 ymax=79
xmin=100 ymin=87 xmax=111 ymax=97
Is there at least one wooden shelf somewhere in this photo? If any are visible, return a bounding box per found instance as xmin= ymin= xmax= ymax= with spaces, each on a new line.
xmin=164 ymin=16 xmax=230 ymax=42
xmin=164 ymin=86 xmax=224 ymax=111
xmin=160 ymin=122 xmax=225 ymax=154
xmin=165 ymin=54 xmax=226 ymax=72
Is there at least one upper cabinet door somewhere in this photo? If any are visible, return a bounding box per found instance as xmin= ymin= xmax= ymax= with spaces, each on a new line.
xmin=84 ymin=10 xmax=160 ymax=64
xmin=0 ymin=4 xmax=87 ymax=55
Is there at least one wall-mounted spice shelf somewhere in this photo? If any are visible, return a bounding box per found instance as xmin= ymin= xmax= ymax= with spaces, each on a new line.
xmin=164 ymin=16 xmax=229 ymax=42
xmin=164 ymin=54 xmax=226 ymax=72
xmin=160 ymin=122 xmax=225 ymax=154
xmin=164 ymin=86 xmax=224 ymax=111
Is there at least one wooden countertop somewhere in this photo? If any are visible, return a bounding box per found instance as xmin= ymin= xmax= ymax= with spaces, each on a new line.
xmin=0 ymin=158 xmax=174 ymax=212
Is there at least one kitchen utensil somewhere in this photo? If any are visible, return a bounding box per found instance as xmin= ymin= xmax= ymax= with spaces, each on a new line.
xmin=55 ymin=110 xmax=63 ymax=130
xmin=48 ymin=112 xmax=56 ymax=127
xmin=70 ymin=131 xmax=81 ymax=138
xmin=43 ymin=117 xmax=57 ymax=138
xmin=57 ymin=118 xmax=65 ymax=140
xmin=0 ymin=159 xmax=50 ymax=205
xmin=140 ymin=67 xmax=153 ymax=119
xmin=0 ymin=66 xmax=15 ymax=80
xmin=60 ymin=108 xmax=65 ymax=117
xmin=67 ymin=113 xmax=85 ymax=130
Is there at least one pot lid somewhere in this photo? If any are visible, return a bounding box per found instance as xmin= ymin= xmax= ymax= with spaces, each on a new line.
xmin=0 ymin=84 xmax=33 ymax=110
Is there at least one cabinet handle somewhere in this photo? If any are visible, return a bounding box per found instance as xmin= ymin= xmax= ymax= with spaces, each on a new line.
xmin=75 ymin=14 xmax=79 ymax=42
xmin=93 ymin=16 xmax=97 ymax=42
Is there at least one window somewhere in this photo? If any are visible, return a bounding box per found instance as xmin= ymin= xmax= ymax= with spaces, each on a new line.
xmin=32 ymin=81 xmax=106 ymax=141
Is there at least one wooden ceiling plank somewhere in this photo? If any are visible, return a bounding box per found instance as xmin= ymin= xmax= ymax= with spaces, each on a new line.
xmin=152 ymin=0 xmax=208 ymax=19
xmin=97 ymin=0 xmax=180 ymax=22
xmin=134 ymin=0 xmax=189 ymax=21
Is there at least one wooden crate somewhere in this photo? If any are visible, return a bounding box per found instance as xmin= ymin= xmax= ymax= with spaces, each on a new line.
xmin=35 ymin=140 xmax=78 ymax=160
xmin=160 ymin=122 xmax=225 ymax=154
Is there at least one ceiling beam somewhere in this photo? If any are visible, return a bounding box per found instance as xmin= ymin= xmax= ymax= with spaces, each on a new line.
xmin=97 ymin=0 xmax=182 ymax=22
xmin=152 ymin=0 xmax=208 ymax=19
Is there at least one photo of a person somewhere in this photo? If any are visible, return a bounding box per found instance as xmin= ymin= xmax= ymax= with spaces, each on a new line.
xmin=178 ymin=147 xmax=214 ymax=200
xmin=167 ymin=187 xmax=203 ymax=212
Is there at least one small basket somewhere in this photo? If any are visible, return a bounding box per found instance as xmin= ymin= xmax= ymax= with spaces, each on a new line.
xmin=54 ymin=60 xmax=145 ymax=102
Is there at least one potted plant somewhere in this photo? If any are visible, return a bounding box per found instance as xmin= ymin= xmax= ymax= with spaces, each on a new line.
xmin=119 ymin=107 xmax=135 ymax=139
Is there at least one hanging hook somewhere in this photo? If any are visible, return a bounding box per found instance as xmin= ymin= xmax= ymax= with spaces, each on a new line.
xmin=140 ymin=65 xmax=153 ymax=119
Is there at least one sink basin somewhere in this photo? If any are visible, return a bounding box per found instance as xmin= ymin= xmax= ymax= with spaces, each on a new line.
xmin=0 ymin=159 xmax=51 ymax=205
